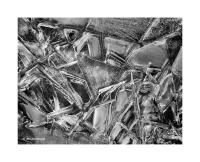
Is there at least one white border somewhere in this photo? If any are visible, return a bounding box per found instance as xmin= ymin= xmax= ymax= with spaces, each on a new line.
xmin=0 ymin=0 xmax=200 ymax=162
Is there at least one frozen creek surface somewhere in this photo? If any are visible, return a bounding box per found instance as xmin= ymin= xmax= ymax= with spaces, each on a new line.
xmin=18 ymin=18 xmax=182 ymax=144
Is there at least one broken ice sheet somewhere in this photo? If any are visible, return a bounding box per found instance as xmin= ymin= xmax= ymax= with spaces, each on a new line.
xmin=18 ymin=18 xmax=182 ymax=144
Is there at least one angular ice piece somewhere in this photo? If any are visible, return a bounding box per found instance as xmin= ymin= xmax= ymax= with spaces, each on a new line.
xmin=53 ymin=44 xmax=77 ymax=65
xmin=77 ymin=54 xmax=125 ymax=95
xmin=63 ymin=28 xmax=79 ymax=43
xmin=104 ymin=37 xmax=137 ymax=57
xmin=121 ymin=108 xmax=135 ymax=129
xmin=110 ymin=123 xmax=123 ymax=140
xmin=105 ymin=51 xmax=126 ymax=67
xmin=126 ymin=40 xmax=168 ymax=68
xmin=115 ymin=89 xmax=130 ymax=112
xmin=172 ymin=47 xmax=182 ymax=77
xmin=73 ymin=32 xmax=102 ymax=60
xmin=93 ymin=103 xmax=110 ymax=133
xmin=115 ymin=128 xmax=127 ymax=144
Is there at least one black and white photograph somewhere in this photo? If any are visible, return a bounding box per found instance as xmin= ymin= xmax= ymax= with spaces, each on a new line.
xmin=2 ymin=0 xmax=200 ymax=161
xmin=18 ymin=18 xmax=182 ymax=144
